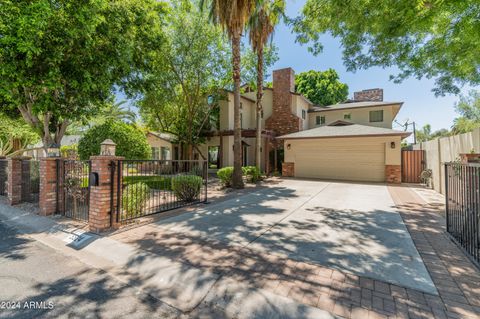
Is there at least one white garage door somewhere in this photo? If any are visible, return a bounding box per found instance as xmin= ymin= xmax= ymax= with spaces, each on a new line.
xmin=293 ymin=138 xmax=386 ymax=182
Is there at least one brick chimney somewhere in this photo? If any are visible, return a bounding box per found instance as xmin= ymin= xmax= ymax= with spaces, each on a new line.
xmin=265 ymin=68 xmax=301 ymax=136
xmin=354 ymin=88 xmax=383 ymax=102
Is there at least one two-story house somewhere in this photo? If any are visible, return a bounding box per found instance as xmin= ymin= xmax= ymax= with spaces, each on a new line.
xmin=198 ymin=67 xmax=410 ymax=183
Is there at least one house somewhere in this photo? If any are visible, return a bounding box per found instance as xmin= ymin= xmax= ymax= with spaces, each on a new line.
xmin=146 ymin=132 xmax=175 ymax=160
xmin=197 ymin=67 xmax=411 ymax=183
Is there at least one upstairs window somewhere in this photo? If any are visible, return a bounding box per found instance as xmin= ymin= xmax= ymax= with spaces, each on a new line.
xmin=302 ymin=109 xmax=306 ymax=120
xmin=316 ymin=115 xmax=326 ymax=125
xmin=343 ymin=113 xmax=351 ymax=120
xmin=369 ymin=110 xmax=384 ymax=122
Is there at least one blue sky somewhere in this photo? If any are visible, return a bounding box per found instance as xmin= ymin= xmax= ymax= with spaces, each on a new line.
xmin=267 ymin=0 xmax=467 ymax=139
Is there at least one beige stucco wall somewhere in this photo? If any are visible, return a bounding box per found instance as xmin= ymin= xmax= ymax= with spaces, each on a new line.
xmin=416 ymin=128 xmax=480 ymax=194
xmin=284 ymin=135 xmax=402 ymax=182
xmin=219 ymin=92 xmax=256 ymax=130
xmin=308 ymin=105 xmax=396 ymax=129
xmin=292 ymin=95 xmax=310 ymax=131
xmin=146 ymin=134 xmax=172 ymax=160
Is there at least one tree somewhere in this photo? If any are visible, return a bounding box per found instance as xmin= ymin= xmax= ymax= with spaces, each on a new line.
xmin=293 ymin=0 xmax=480 ymax=96
xmin=202 ymin=0 xmax=256 ymax=189
xmin=452 ymin=90 xmax=480 ymax=134
xmin=0 ymin=0 xmax=166 ymax=153
xmin=138 ymin=0 xmax=231 ymax=160
xmin=78 ymin=121 xmax=151 ymax=160
xmin=248 ymin=0 xmax=285 ymax=170
xmin=295 ymin=69 xmax=348 ymax=106
xmin=416 ymin=124 xmax=450 ymax=142
xmin=0 ymin=112 xmax=39 ymax=156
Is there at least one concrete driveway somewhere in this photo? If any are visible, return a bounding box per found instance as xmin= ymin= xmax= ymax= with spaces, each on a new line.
xmin=150 ymin=179 xmax=436 ymax=295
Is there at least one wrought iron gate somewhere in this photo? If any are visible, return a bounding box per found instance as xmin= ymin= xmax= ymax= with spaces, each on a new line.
xmin=62 ymin=160 xmax=91 ymax=222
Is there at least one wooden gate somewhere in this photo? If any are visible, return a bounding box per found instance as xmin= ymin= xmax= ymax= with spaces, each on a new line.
xmin=401 ymin=150 xmax=425 ymax=183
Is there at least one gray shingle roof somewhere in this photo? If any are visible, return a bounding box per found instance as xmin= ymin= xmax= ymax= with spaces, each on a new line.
xmin=278 ymin=123 xmax=411 ymax=139
xmin=309 ymin=101 xmax=403 ymax=112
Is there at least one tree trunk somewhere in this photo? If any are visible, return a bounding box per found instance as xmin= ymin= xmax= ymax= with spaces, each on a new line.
xmin=255 ymin=46 xmax=264 ymax=170
xmin=232 ymin=32 xmax=244 ymax=189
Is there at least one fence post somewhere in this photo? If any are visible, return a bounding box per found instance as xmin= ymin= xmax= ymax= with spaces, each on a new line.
xmin=7 ymin=157 xmax=24 ymax=205
xmin=39 ymin=158 xmax=61 ymax=216
xmin=89 ymin=155 xmax=123 ymax=233
xmin=445 ymin=163 xmax=449 ymax=233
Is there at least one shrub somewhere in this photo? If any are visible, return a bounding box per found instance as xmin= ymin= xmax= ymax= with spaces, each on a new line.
xmin=122 ymin=182 xmax=150 ymax=218
xmin=78 ymin=120 xmax=151 ymax=160
xmin=171 ymin=175 xmax=203 ymax=202
xmin=123 ymin=175 xmax=172 ymax=190
xmin=217 ymin=166 xmax=233 ymax=187
xmin=242 ymin=166 xmax=262 ymax=183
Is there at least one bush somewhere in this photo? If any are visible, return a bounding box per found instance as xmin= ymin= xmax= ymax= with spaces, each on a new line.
xmin=171 ymin=175 xmax=203 ymax=202
xmin=217 ymin=167 xmax=233 ymax=187
xmin=123 ymin=175 xmax=172 ymax=190
xmin=242 ymin=166 xmax=262 ymax=183
xmin=78 ymin=120 xmax=151 ymax=160
xmin=122 ymin=182 xmax=150 ymax=218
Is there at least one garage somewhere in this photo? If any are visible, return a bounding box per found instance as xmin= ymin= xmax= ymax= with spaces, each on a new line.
xmin=280 ymin=123 xmax=410 ymax=183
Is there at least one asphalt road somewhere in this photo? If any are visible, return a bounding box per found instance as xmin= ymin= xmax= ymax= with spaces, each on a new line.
xmin=0 ymin=220 xmax=180 ymax=319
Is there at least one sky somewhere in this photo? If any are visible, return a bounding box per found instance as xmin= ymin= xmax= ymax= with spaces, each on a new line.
xmin=266 ymin=0 xmax=469 ymax=140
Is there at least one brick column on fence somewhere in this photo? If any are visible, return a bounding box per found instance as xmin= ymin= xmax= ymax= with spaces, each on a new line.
xmin=88 ymin=156 xmax=123 ymax=233
xmin=39 ymin=158 xmax=60 ymax=216
xmin=7 ymin=157 xmax=27 ymax=205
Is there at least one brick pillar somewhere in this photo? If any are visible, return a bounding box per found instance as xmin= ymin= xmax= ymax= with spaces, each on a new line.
xmin=88 ymin=156 xmax=123 ymax=233
xmin=7 ymin=157 xmax=23 ymax=205
xmin=39 ymin=158 xmax=60 ymax=215
xmin=385 ymin=165 xmax=401 ymax=184
xmin=282 ymin=162 xmax=295 ymax=177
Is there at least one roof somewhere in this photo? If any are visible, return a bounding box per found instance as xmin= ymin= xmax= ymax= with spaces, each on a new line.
xmin=277 ymin=123 xmax=411 ymax=140
xmin=309 ymin=101 xmax=403 ymax=113
xmin=148 ymin=132 xmax=176 ymax=142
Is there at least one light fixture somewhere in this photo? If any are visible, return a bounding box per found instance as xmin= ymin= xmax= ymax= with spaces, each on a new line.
xmin=100 ymin=139 xmax=116 ymax=156
xmin=47 ymin=143 xmax=61 ymax=157
xmin=390 ymin=142 xmax=396 ymax=149
xmin=287 ymin=144 xmax=291 ymax=150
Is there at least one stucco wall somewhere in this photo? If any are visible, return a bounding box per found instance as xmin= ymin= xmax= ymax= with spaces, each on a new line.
xmin=308 ymin=105 xmax=395 ymax=129
xmin=415 ymin=128 xmax=480 ymax=194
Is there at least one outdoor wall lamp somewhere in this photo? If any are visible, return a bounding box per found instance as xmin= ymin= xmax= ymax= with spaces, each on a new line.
xmin=47 ymin=143 xmax=61 ymax=157
xmin=390 ymin=142 xmax=396 ymax=149
xmin=287 ymin=144 xmax=291 ymax=150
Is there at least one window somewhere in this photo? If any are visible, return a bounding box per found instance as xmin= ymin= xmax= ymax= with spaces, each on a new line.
xmin=343 ymin=113 xmax=351 ymax=120
xmin=240 ymin=113 xmax=243 ymax=128
xmin=369 ymin=110 xmax=384 ymax=122
xmin=240 ymin=102 xmax=243 ymax=109
xmin=261 ymin=110 xmax=264 ymax=119
xmin=208 ymin=146 xmax=219 ymax=169
xmin=151 ymin=147 xmax=160 ymax=160
xmin=316 ymin=116 xmax=326 ymax=125
xmin=302 ymin=109 xmax=306 ymax=120
xmin=160 ymin=147 xmax=170 ymax=160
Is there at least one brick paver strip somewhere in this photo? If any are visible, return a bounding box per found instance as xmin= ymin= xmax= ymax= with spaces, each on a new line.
xmin=110 ymin=185 xmax=480 ymax=319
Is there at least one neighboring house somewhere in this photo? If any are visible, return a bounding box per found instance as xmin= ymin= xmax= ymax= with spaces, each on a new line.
xmin=197 ymin=67 xmax=411 ymax=183
xmin=27 ymin=135 xmax=82 ymax=159
xmin=147 ymin=132 xmax=175 ymax=161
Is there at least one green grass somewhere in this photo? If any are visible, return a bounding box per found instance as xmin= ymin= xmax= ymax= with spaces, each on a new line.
xmin=123 ymin=175 xmax=172 ymax=190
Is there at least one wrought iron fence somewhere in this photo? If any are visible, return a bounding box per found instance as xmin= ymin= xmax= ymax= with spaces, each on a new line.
xmin=62 ymin=160 xmax=91 ymax=222
xmin=0 ymin=159 xmax=7 ymax=196
xmin=445 ymin=162 xmax=480 ymax=265
xmin=21 ymin=159 xmax=40 ymax=202
xmin=117 ymin=160 xmax=207 ymax=222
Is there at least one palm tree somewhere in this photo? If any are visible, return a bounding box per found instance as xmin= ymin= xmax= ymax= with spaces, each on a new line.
xmin=248 ymin=0 xmax=284 ymax=169
xmin=201 ymin=0 xmax=257 ymax=189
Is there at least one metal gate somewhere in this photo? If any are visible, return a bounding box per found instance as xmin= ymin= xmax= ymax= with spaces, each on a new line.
xmin=401 ymin=150 xmax=425 ymax=183
xmin=116 ymin=160 xmax=208 ymax=223
xmin=62 ymin=160 xmax=91 ymax=222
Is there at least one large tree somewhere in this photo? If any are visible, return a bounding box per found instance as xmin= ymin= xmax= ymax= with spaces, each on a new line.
xmin=452 ymin=90 xmax=480 ymax=134
xmin=138 ymin=0 xmax=231 ymax=160
xmin=293 ymin=0 xmax=480 ymax=96
xmin=0 ymin=0 xmax=166 ymax=153
xmin=248 ymin=0 xmax=285 ymax=170
xmin=202 ymin=0 xmax=256 ymax=189
xmin=295 ymin=69 xmax=348 ymax=106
